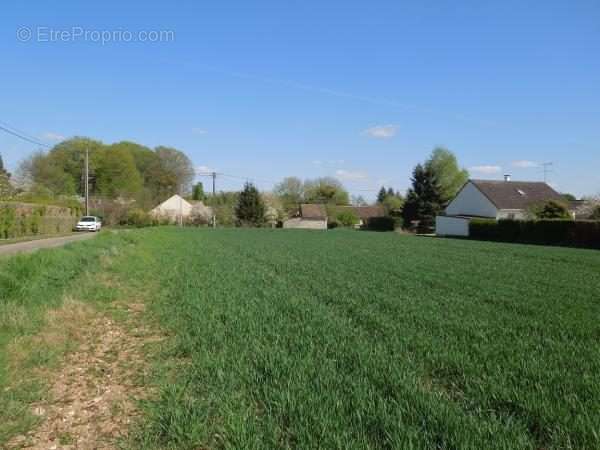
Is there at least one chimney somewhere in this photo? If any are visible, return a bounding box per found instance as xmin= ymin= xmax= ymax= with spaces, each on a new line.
xmin=504 ymin=174 xmax=511 ymax=182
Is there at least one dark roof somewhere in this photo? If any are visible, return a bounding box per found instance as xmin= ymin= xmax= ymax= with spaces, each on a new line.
xmin=470 ymin=179 xmax=564 ymax=210
xmin=299 ymin=204 xmax=386 ymax=220
xmin=300 ymin=204 xmax=327 ymax=220
xmin=351 ymin=205 xmax=386 ymax=219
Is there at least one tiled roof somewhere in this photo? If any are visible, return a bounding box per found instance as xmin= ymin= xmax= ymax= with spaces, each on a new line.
xmin=300 ymin=204 xmax=327 ymax=219
xmin=470 ymin=180 xmax=564 ymax=210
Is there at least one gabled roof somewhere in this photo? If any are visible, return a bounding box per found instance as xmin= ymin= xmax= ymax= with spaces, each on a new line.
xmin=300 ymin=204 xmax=387 ymax=220
xmin=300 ymin=204 xmax=327 ymax=220
xmin=357 ymin=205 xmax=386 ymax=219
xmin=470 ymin=180 xmax=563 ymax=210
xmin=344 ymin=205 xmax=386 ymax=219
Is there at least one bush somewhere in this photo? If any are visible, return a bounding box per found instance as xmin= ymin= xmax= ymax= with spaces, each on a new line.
xmin=470 ymin=219 xmax=600 ymax=250
xmin=532 ymin=200 xmax=572 ymax=219
xmin=336 ymin=210 xmax=359 ymax=228
xmin=122 ymin=208 xmax=152 ymax=228
xmin=364 ymin=216 xmax=395 ymax=232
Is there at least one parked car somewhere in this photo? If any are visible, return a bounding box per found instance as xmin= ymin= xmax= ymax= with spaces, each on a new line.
xmin=75 ymin=216 xmax=102 ymax=232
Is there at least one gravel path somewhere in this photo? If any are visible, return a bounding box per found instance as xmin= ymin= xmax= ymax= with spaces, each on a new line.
xmin=0 ymin=233 xmax=98 ymax=257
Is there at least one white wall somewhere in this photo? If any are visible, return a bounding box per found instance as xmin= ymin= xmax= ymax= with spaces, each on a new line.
xmin=436 ymin=216 xmax=470 ymax=237
xmin=151 ymin=195 xmax=193 ymax=219
xmin=283 ymin=218 xmax=327 ymax=230
xmin=445 ymin=182 xmax=498 ymax=218
xmin=497 ymin=209 xmax=527 ymax=220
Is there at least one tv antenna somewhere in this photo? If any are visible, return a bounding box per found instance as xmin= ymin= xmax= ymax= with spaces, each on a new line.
xmin=541 ymin=162 xmax=553 ymax=183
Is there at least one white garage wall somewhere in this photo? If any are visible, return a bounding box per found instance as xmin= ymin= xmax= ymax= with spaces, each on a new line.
xmin=436 ymin=216 xmax=470 ymax=237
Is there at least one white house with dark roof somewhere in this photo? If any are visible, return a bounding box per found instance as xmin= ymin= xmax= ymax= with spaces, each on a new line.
xmin=436 ymin=177 xmax=570 ymax=237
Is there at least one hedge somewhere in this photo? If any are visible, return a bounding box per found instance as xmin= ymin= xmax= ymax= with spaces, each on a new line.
xmin=470 ymin=219 xmax=600 ymax=250
xmin=0 ymin=203 xmax=77 ymax=239
xmin=364 ymin=216 xmax=396 ymax=232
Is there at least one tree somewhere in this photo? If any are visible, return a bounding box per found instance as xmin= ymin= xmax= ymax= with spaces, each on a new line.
xmin=425 ymin=148 xmax=468 ymax=206
xmin=274 ymin=177 xmax=304 ymax=213
xmin=192 ymin=182 xmax=205 ymax=201
xmin=402 ymin=164 xmax=443 ymax=232
xmin=235 ymin=182 xmax=265 ymax=227
xmin=304 ymin=177 xmax=349 ymax=205
xmin=533 ymin=200 xmax=572 ymax=219
xmin=19 ymin=151 xmax=77 ymax=195
xmin=561 ymin=193 xmax=577 ymax=202
xmin=0 ymin=153 xmax=7 ymax=176
xmin=351 ymin=195 xmax=368 ymax=206
xmin=95 ymin=147 xmax=143 ymax=198
xmin=205 ymin=191 xmax=239 ymax=227
xmin=382 ymin=194 xmax=404 ymax=214
xmin=0 ymin=154 xmax=11 ymax=199
xmin=590 ymin=206 xmax=600 ymax=221
xmin=377 ymin=187 xmax=387 ymax=203
xmin=152 ymin=146 xmax=195 ymax=198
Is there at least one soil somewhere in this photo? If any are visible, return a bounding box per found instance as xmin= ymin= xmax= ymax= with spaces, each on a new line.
xmin=6 ymin=302 xmax=158 ymax=450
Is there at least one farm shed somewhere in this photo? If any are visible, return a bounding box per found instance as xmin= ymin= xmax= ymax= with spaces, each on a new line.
xmin=283 ymin=204 xmax=328 ymax=230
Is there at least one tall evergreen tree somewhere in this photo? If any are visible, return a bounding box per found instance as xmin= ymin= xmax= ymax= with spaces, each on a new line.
xmin=235 ymin=182 xmax=265 ymax=227
xmin=387 ymin=187 xmax=394 ymax=197
xmin=192 ymin=182 xmax=205 ymax=201
xmin=377 ymin=186 xmax=387 ymax=203
xmin=402 ymin=164 xmax=443 ymax=232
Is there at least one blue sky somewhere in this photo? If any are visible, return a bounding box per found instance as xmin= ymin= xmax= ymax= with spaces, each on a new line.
xmin=1 ymin=0 xmax=599 ymax=199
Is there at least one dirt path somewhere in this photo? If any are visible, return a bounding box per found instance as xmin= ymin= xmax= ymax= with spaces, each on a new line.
xmin=6 ymin=302 xmax=158 ymax=450
xmin=0 ymin=233 xmax=97 ymax=257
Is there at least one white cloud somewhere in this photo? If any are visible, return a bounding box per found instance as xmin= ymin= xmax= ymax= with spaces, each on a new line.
xmin=335 ymin=169 xmax=369 ymax=182
xmin=469 ymin=165 xmax=502 ymax=175
xmin=42 ymin=132 xmax=65 ymax=141
xmin=195 ymin=165 xmax=215 ymax=174
xmin=512 ymin=160 xmax=538 ymax=168
xmin=192 ymin=128 xmax=208 ymax=135
xmin=362 ymin=124 xmax=398 ymax=139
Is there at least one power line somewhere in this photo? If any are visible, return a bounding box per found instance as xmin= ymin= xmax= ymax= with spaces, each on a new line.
xmin=0 ymin=122 xmax=52 ymax=148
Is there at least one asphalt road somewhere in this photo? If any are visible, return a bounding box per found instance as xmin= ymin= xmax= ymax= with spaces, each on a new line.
xmin=0 ymin=233 xmax=98 ymax=257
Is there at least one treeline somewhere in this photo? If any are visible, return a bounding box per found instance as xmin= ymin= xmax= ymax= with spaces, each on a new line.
xmin=17 ymin=137 xmax=195 ymax=209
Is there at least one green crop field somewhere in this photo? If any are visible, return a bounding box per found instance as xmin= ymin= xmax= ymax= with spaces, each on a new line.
xmin=2 ymin=228 xmax=600 ymax=449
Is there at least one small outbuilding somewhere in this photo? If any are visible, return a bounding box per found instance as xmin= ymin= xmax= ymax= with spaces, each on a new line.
xmin=283 ymin=204 xmax=328 ymax=230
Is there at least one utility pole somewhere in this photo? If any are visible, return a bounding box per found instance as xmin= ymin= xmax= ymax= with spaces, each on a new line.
xmin=85 ymin=147 xmax=89 ymax=216
xmin=541 ymin=162 xmax=553 ymax=183
xmin=211 ymin=171 xmax=216 ymax=228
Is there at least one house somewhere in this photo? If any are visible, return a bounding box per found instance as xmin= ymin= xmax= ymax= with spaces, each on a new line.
xmin=150 ymin=194 xmax=213 ymax=224
xmin=283 ymin=204 xmax=387 ymax=230
xmin=283 ymin=204 xmax=328 ymax=230
xmin=436 ymin=177 xmax=568 ymax=237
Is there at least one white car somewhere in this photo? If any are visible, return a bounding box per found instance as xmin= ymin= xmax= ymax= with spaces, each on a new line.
xmin=75 ymin=216 xmax=102 ymax=232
